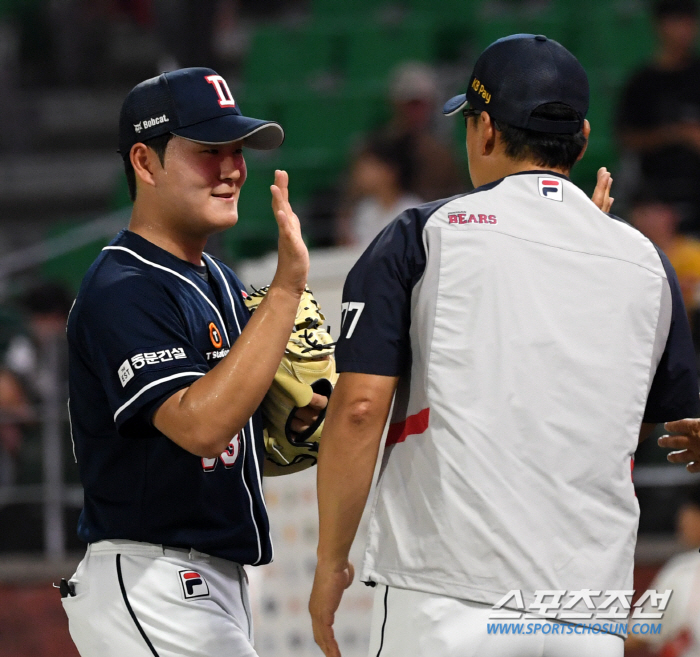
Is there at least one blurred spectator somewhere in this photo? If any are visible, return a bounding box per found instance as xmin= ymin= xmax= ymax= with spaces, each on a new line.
xmin=382 ymin=61 xmax=464 ymax=202
xmin=0 ymin=307 xmax=32 ymax=487
xmin=48 ymin=0 xmax=112 ymax=85
xmin=617 ymin=0 xmax=700 ymax=234
xmin=337 ymin=134 xmax=423 ymax=249
xmin=332 ymin=62 xmax=464 ymax=246
xmin=19 ymin=281 xmax=74 ymax=346
xmin=5 ymin=281 xmax=73 ymax=420
xmin=626 ymin=484 xmax=700 ymax=656
xmin=630 ymin=195 xmax=700 ymax=356
xmin=151 ymin=0 xmax=218 ymax=71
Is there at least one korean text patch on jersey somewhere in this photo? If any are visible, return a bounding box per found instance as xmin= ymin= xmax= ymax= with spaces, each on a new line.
xmin=117 ymin=346 xmax=189 ymax=388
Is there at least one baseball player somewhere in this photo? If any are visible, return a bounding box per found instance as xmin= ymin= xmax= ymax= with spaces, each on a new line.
xmin=309 ymin=35 xmax=700 ymax=657
xmin=62 ymin=67 xmax=322 ymax=657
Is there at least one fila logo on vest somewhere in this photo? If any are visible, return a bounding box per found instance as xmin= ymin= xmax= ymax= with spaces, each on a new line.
xmin=539 ymin=177 xmax=563 ymax=202
xmin=179 ymin=570 xmax=210 ymax=599
xmin=448 ymin=212 xmax=497 ymax=225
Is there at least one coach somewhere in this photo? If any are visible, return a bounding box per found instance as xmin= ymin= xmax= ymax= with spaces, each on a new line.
xmin=310 ymin=35 xmax=700 ymax=657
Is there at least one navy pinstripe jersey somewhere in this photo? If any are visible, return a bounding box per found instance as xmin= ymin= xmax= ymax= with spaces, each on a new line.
xmin=67 ymin=229 xmax=271 ymax=565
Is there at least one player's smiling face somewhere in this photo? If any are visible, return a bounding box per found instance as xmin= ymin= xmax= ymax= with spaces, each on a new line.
xmin=154 ymin=135 xmax=247 ymax=234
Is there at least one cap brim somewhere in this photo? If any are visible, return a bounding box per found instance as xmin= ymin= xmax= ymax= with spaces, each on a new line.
xmin=172 ymin=114 xmax=285 ymax=150
xmin=442 ymin=94 xmax=468 ymax=116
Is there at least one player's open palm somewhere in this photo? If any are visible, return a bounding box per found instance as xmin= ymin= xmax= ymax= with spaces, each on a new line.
xmin=310 ymin=560 xmax=355 ymax=657
xmin=660 ymin=418 xmax=700 ymax=473
xmin=271 ymin=169 xmax=309 ymax=297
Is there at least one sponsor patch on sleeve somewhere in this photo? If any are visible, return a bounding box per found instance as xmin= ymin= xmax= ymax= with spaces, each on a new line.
xmin=116 ymin=345 xmax=190 ymax=387
xmin=118 ymin=359 xmax=134 ymax=387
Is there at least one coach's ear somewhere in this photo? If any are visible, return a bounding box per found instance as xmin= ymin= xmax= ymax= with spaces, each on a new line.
xmin=576 ymin=119 xmax=591 ymax=163
xmin=130 ymin=143 xmax=158 ymax=190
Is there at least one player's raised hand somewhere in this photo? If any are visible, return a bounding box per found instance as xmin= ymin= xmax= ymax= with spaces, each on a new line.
xmin=659 ymin=418 xmax=700 ymax=473
xmin=271 ymin=169 xmax=309 ymax=297
xmin=309 ymin=559 xmax=355 ymax=657
xmin=591 ymin=167 xmax=614 ymax=213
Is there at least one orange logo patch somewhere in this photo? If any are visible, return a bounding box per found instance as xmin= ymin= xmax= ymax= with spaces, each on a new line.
xmin=209 ymin=322 xmax=223 ymax=349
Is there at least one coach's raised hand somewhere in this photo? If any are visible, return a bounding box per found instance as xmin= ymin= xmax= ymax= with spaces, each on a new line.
xmin=271 ymin=169 xmax=309 ymax=297
xmin=591 ymin=167 xmax=614 ymax=213
xmin=659 ymin=418 xmax=700 ymax=473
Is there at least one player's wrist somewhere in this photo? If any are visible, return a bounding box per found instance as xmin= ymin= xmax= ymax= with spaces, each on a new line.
xmin=267 ymin=279 xmax=305 ymax=303
xmin=316 ymin=552 xmax=351 ymax=572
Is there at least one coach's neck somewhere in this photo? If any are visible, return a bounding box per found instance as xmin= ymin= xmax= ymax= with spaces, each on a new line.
xmin=466 ymin=111 xmax=590 ymax=188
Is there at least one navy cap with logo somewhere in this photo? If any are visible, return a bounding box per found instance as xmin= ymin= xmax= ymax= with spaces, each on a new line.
xmin=443 ymin=34 xmax=589 ymax=134
xmin=118 ymin=67 xmax=284 ymax=159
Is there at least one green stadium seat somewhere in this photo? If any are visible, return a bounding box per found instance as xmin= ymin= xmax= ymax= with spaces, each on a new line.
xmin=42 ymin=222 xmax=111 ymax=294
xmin=243 ymin=23 xmax=340 ymax=90
xmin=408 ymin=0 xmax=477 ymax=27
xmin=344 ymin=20 xmax=436 ymax=82
xmin=471 ymin=4 xmax=573 ymax=54
xmin=276 ymin=89 xmax=385 ymax=152
xmin=311 ymin=0 xmax=405 ymax=16
xmin=567 ymin=3 xmax=654 ymax=75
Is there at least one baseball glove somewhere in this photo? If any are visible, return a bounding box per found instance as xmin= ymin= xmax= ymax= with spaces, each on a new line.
xmin=244 ymin=286 xmax=337 ymax=472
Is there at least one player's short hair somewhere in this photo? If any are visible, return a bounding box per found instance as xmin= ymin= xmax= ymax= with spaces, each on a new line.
xmin=477 ymin=103 xmax=587 ymax=171
xmin=653 ymin=0 xmax=698 ymax=19
xmin=123 ymin=133 xmax=174 ymax=202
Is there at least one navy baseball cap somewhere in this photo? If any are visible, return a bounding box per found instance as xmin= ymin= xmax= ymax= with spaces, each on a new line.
xmin=118 ymin=67 xmax=284 ymax=159
xmin=443 ymin=34 xmax=589 ymax=134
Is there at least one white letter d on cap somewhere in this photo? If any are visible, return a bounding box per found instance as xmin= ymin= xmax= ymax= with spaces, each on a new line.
xmin=205 ymin=75 xmax=236 ymax=108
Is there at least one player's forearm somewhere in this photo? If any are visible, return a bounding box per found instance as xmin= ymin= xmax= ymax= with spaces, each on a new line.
xmin=154 ymin=285 xmax=300 ymax=457
xmin=316 ymin=373 xmax=397 ymax=566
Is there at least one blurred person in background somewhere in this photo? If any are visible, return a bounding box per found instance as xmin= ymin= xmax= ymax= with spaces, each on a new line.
xmin=336 ymin=134 xmax=423 ymax=248
xmin=617 ymin=0 xmax=700 ymax=234
xmin=6 ymin=282 xmax=74 ymax=395
xmin=630 ymin=194 xmax=700 ymax=356
xmin=334 ymin=62 xmax=464 ymax=246
xmin=625 ymin=484 xmax=700 ymax=656
xmin=151 ymin=0 xmax=218 ymax=71
xmin=382 ymin=61 xmax=464 ymax=202
xmin=0 ymin=282 xmax=74 ymax=485
xmin=48 ymin=0 xmax=112 ymax=85
xmin=0 ymin=306 xmax=32 ymax=487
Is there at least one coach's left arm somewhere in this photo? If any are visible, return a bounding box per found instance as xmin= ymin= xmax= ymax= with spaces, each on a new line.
xmin=309 ymin=371 xmax=398 ymax=657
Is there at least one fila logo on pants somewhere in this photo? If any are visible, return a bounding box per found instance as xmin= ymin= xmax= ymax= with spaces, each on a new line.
xmin=179 ymin=570 xmax=210 ymax=599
